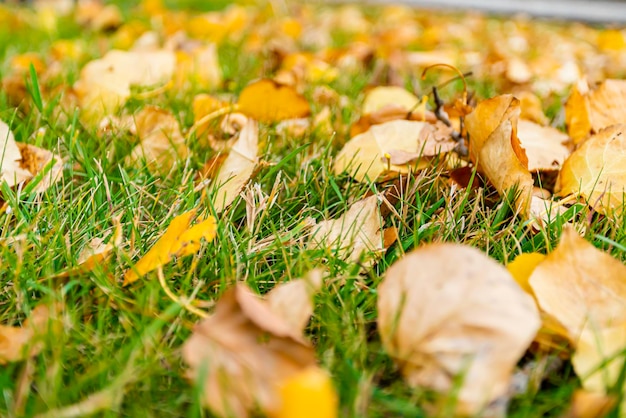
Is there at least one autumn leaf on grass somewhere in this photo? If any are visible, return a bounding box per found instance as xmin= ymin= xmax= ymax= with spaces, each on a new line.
xmin=237 ymin=79 xmax=310 ymax=123
xmin=557 ymin=124 xmax=626 ymax=215
xmin=173 ymin=42 xmax=222 ymax=91
xmin=350 ymin=86 xmax=436 ymax=137
xmin=335 ymin=120 xmax=455 ymax=183
xmin=74 ymin=49 xmax=176 ymax=125
xmin=202 ymin=114 xmax=259 ymax=214
xmin=565 ymin=78 xmax=626 ymax=143
xmin=54 ymin=217 xmax=123 ymax=279
xmin=308 ymin=195 xmax=386 ymax=265
xmin=0 ymin=303 xmax=62 ymax=364
xmin=378 ymin=244 xmax=540 ymax=415
xmin=123 ymin=210 xmax=217 ymax=285
xmin=126 ymin=106 xmax=190 ymax=176
xmin=181 ymin=276 xmax=327 ymax=418
xmin=465 ymin=95 xmax=534 ymax=214
xmin=1 ymin=120 xmax=62 ymax=193
xmin=517 ymin=120 xmax=571 ymax=172
xmin=528 ymin=226 xmax=626 ymax=392
xmin=1 ymin=120 xmax=32 ymax=187
xmin=561 ymin=390 xmax=616 ymax=418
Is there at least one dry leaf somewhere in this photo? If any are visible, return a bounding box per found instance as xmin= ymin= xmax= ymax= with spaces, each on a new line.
xmin=561 ymin=390 xmax=616 ymax=418
xmin=74 ymin=49 xmax=176 ymax=125
xmin=565 ymin=79 xmax=626 ymax=143
xmin=126 ymin=106 xmax=190 ymax=176
xmin=558 ymin=124 xmax=626 ymax=215
xmin=173 ymin=43 xmax=222 ymax=90
xmin=465 ymin=95 xmax=534 ymax=214
xmin=1 ymin=120 xmax=62 ymax=193
xmin=209 ymin=114 xmax=259 ymax=214
xmin=377 ymin=244 xmax=540 ymax=415
xmin=518 ymin=91 xmax=549 ymax=126
xmin=237 ymin=79 xmax=310 ymax=123
xmin=335 ymin=120 xmax=455 ymax=182
xmin=517 ymin=120 xmax=571 ymax=172
xmin=181 ymin=284 xmax=317 ymax=418
xmin=0 ymin=303 xmax=61 ymax=364
xmin=1 ymin=120 xmax=33 ymax=187
xmin=123 ymin=210 xmax=217 ymax=285
xmin=361 ymin=86 xmax=420 ymax=114
xmin=308 ymin=195 xmax=384 ymax=264
xmin=529 ymin=226 xmax=626 ymax=343
xmin=507 ymin=252 xmax=546 ymax=297
xmin=266 ymin=269 xmax=323 ymax=335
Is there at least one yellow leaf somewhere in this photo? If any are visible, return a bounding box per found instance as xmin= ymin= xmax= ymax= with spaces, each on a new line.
xmin=507 ymin=252 xmax=546 ymax=296
xmin=378 ymin=243 xmax=540 ymax=415
xmin=271 ymin=367 xmax=338 ymax=418
xmin=561 ymin=390 xmax=616 ymax=418
xmin=529 ymin=226 xmax=626 ymax=343
xmin=564 ymin=79 xmax=592 ymax=144
xmin=334 ymin=120 xmax=455 ymax=182
xmin=361 ymin=86 xmax=420 ymax=114
xmin=123 ymin=211 xmax=217 ymax=285
xmin=558 ymin=124 xmax=626 ymax=215
xmin=465 ymin=95 xmax=534 ymax=214
xmin=237 ymin=79 xmax=311 ymax=123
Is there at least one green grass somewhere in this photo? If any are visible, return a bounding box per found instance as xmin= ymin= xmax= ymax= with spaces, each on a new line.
xmin=1 ymin=1 xmax=626 ymax=417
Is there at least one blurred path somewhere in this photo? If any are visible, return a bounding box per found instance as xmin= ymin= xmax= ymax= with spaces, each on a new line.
xmin=346 ymin=0 xmax=626 ymax=23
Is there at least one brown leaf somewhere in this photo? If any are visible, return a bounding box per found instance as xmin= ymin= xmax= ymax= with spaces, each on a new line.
xmin=558 ymin=124 xmax=626 ymax=215
xmin=266 ymin=269 xmax=323 ymax=335
xmin=74 ymin=50 xmax=176 ymax=125
xmin=517 ymin=120 xmax=571 ymax=172
xmin=308 ymin=195 xmax=384 ymax=264
xmin=560 ymin=390 xmax=616 ymax=418
xmin=529 ymin=226 xmax=626 ymax=393
xmin=126 ymin=106 xmax=190 ymax=176
xmin=181 ymin=284 xmax=317 ymax=418
xmin=16 ymin=143 xmax=63 ymax=194
xmin=465 ymin=95 xmax=534 ymax=214
xmin=237 ymin=79 xmax=310 ymax=123
xmin=377 ymin=244 xmax=540 ymax=415
xmin=0 ymin=303 xmax=62 ymax=364
xmin=361 ymin=86 xmax=420 ymax=114
xmin=0 ymin=120 xmax=32 ymax=187
xmin=335 ymin=120 xmax=455 ymax=182
xmin=208 ymin=114 xmax=259 ymax=214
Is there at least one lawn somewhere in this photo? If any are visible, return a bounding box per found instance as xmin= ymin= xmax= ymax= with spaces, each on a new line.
xmin=1 ymin=0 xmax=626 ymax=417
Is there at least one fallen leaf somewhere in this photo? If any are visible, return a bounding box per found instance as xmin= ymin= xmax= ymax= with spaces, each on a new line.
xmin=507 ymin=252 xmax=546 ymax=297
xmin=377 ymin=243 xmax=540 ymax=415
xmin=0 ymin=120 xmax=32 ymax=187
xmin=561 ymin=390 xmax=616 ymax=418
xmin=123 ymin=210 xmax=217 ymax=285
xmin=518 ymin=91 xmax=549 ymax=126
xmin=529 ymin=226 xmax=626 ymax=343
xmin=74 ymin=49 xmax=176 ymax=125
xmin=237 ymin=79 xmax=310 ymax=123
xmin=558 ymin=124 xmax=626 ymax=215
xmin=565 ymin=79 xmax=626 ymax=143
xmin=208 ymin=114 xmax=259 ymax=214
xmin=192 ymin=93 xmax=229 ymax=142
xmin=335 ymin=120 xmax=455 ymax=182
xmin=172 ymin=42 xmax=222 ymax=90
xmin=181 ymin=284 xmax=317 ymax=418
xmin=266 ymin=269 xmax=323 ymax=335
xmin=16 ymin=143 xmax=63 ymax=194
xmin=126 ymin=106 xmax=190 ymax=176
xmin=270 ymin=366 xmax=338 ymax=418
xmin=0 ymin=303 xmax=62 ymax=364
xmin=517 ymin=120 xmax=571 ymax=172
xmin=361 ymin=86 xmax=420 ymax=114
xmin=465 ymin=95 xmax=534 ymax=214
xmin=308 ymin=195 xmax=384 ymax=264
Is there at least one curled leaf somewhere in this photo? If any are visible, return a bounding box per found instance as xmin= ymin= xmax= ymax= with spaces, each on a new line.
xmin=378 ymin=243 xmax=540 ymax=415
xmin=181 ymin=284 xmax=317 ymax=418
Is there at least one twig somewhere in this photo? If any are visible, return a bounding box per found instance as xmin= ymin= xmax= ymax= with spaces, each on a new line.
xmin=157 ymin=267 xmax=208 ymax=319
